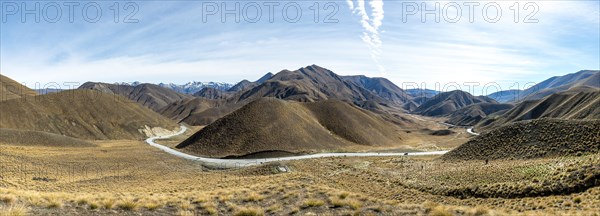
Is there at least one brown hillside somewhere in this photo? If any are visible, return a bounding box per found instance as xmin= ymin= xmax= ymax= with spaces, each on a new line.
xmin=446 ymin=103 xmax=514 ymax=126
xmin=0 ymin=74 xmax=37 ymax=101
xmin=159 ymin=97 xmax=229 ymax=125
xmin=0 ymin=128 xmax=96 ymax=147
xmin=176 ymin=98 xmax=403 ymax=158
xmin=442 ymin=119 xmax=600 ymax=161
xmin=79 ymin=82 xmax=193 ymax=112
xmin=0 ymin=90 xmax=178 ymax=140
xmin=519 ymin=70 xmax=599 ymax=101
xmin=478 ymin=88 xmax=600 ymax=130
xmin=163 ymin=65 xmax=415 ymax=126
xmin=415 ymin=90 xmax=497 ymax=116
xmin=193 ymin=87 xmax=232 ymax=99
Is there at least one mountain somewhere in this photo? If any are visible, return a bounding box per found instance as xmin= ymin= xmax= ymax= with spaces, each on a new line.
xmin=406 ymin=89 xmax=439 ymax=98
xmin=487 ymin=90 xmax=523 ymax=103
xmin=158 ymin=81 xmax=234 ymax=94
xmin=256 ymin=72 xmax=274 ymax=84
xmin=227 ymin=80 xmax=258 ymax=92
xmin=176 ymin=98 xmax=403 ymax=158
xmin=446 ymin=103 xmax=514 ymax=126
xmin=193 ymin=87 xmax=231 ymax=100
xmin=342 ymin=75 xmax=413 ymax=105
xmin=500 ymin=70 xmax=599 ymax=102
xmin=160 ymin=65 xmax=418 ymax=126
xmin=236 ymin=65 xmax=393 ymax=105
xmin=79 ymin=82 xmax=193 ymax=112
xmin=414 ymin=90 xmax=497 ymax=116
xmin=0 ymin=74 xmax=37 ymax=101
xmin=442 ymin=119 xmax=599 ymax=160
xmin=159 ymin=97 xmax=229 ymax=125
xmin=477 ymin=87 xmax=600 ymax=129
xmin=0 ymin=90 xmax=178 ymax=140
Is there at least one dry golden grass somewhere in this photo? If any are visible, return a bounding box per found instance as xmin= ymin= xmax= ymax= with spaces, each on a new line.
xmin=0 ymin=138 xmax=598 ymax=215
xmin=0 ymin=204 xmax=29 ymax=216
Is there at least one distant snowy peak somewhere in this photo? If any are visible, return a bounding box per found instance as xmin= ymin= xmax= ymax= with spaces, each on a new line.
xmin=158 ymin=82 xmax=234 ymax=94
xmin=113 ymin=81 xmax=233 ymax=95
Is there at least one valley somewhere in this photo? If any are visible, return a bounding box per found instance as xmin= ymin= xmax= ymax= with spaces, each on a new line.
xmin=1 ymin=66 xmax=599 ymax=215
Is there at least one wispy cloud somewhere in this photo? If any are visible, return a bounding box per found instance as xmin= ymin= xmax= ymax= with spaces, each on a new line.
xmin=347 ymin=0 xmax=385 ymax=73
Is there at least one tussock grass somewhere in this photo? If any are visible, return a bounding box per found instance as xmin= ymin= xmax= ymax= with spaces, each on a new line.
xmin=302 ymin=199 xmax=325 ymax=208
xmin=0 ymin=204 xmax=29 ymax=216
xmin=234 ymin=206 xmax=264 ymax=216
xmin=117 ymin=199 xmax=138 ymax=211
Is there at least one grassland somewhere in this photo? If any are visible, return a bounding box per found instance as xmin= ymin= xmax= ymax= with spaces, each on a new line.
xmin=1 ymin=137 xmax=599 ymax=215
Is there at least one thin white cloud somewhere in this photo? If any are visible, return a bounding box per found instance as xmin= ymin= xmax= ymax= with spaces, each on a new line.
xmin=348 ymin=0 xmax=385 ymax=72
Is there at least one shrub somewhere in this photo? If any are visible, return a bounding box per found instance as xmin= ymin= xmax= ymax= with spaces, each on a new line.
xmin=430 ymin=206 xmax=452 ymax=216
xmin=234 ymin=206 xmax=264 ymax=216
xmin=302 ymin=199 xmax=325 ymax=208
xmin=117 ymin=200 xmax=138 ymax=211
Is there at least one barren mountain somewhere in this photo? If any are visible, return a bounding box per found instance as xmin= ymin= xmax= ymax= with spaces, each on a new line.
xmin=342 ymin=75 xmax=413 ymax=105
xmin=228 ymin=80 xmax=259 ymax=92
xmin=442 ymin=119 xmax=600 ymax=160
xmin=0 ymin=90 xmax=178 ymax=140
xmin=176 ymin=98 xmax=403 ymax=158
xmin=79 ymin=82 xmax=193 ymax=112
xmin=506 ymin=70 xmax=599 ymax=102
xmin=165 ymin=65 xmax=415 ymax=126
xmin=477 ymin=87 xmax=600 ymax=130
xmin=414 ymin=90 xmax=497 ymax=116
xmin=0 ymin=74 xmax=37 ymax=101
xmin=193 ymin=87 xmax=232 ymax=100
xmin=446 ymin=103 xmax=514 ymax=126
xmin=159 ymin=97 xmax=229 ymax=125
xmin=256 ymin=72 xmax=274 ymax=84
xmin=406 ymin=89 xmax=439 ymax=98
xmin=487 ymin=89 xmax=523 ymax=103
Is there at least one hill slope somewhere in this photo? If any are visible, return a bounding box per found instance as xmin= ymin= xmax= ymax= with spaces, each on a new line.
xmin=507 ymin=70 xmax=599 ymax=102
xmin=442 ymin=119 xmax=600 ymax=160
xmin=478 ymin=88 xmax=600 ymax=129
xmin=342 ymin=75 xmax=412 ymax=105
xmin=487 ymin=90 xmax=523 ymax=103
xmin=0 ymin=74 xmax=37 ymax=101
xmin=446 ymin=103 xmax=514 ymax=126
xmin=0 ymin=90 xmax=178 ymax=140
xmin=0 ymin=128 xmax=96 ymax=147
xmin=193 ymin=87 xmax=231 ymax=100
xmin=414 ymin=90 xmax=497 ymax=116
xmin=164 ymin=65 xmax=415 ymax=126
xmin=159 ymin=98 xmax=228 ymax=125
xmin=79 ymin=82 xmax=193 ymax=112
xmin=176 ymin=98 xmax=403 ymax=157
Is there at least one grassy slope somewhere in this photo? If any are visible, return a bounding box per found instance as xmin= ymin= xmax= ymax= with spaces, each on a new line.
xmin=443 ymin=119 xmax=600 ymax=161
xmin=0 ymin=128 xmax=96 ymax=147
xmin=177 ymin=98 xmax=404 ymax=157
xmin=0 ymin=74 xmax=37 ymax=101
xmin=0 ymin=90 xmax=178 ymax=140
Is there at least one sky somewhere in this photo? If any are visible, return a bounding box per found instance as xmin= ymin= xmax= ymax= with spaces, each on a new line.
xmin=1 ymin=0 xmax=599 ymax=95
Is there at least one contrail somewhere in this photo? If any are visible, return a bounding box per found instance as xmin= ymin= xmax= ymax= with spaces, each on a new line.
xmin=348 ymin=0 xmax=385 ymax=72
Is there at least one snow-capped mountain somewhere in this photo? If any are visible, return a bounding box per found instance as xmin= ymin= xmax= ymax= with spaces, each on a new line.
xmin=158 ymin=82 xmax=234 ymax=94
xmin=113 ymin=81 xmax=234 ymax=95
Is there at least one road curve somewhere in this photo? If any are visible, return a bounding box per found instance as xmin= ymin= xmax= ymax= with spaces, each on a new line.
xmin=439 ymin=122 xmax=480 ymax=136
xmin=466 ymin=127 xmax=480 ymax=136
xmin=146 ymin=125 xmax=449 ymax=169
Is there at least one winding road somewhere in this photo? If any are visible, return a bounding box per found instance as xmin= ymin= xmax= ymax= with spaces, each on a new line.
xmin=146 ymin=126 xmax=449 ymax=169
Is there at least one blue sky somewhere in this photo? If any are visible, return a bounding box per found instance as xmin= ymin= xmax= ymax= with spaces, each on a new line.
xmin=1 ymin=0 xmax=599 ymax=95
